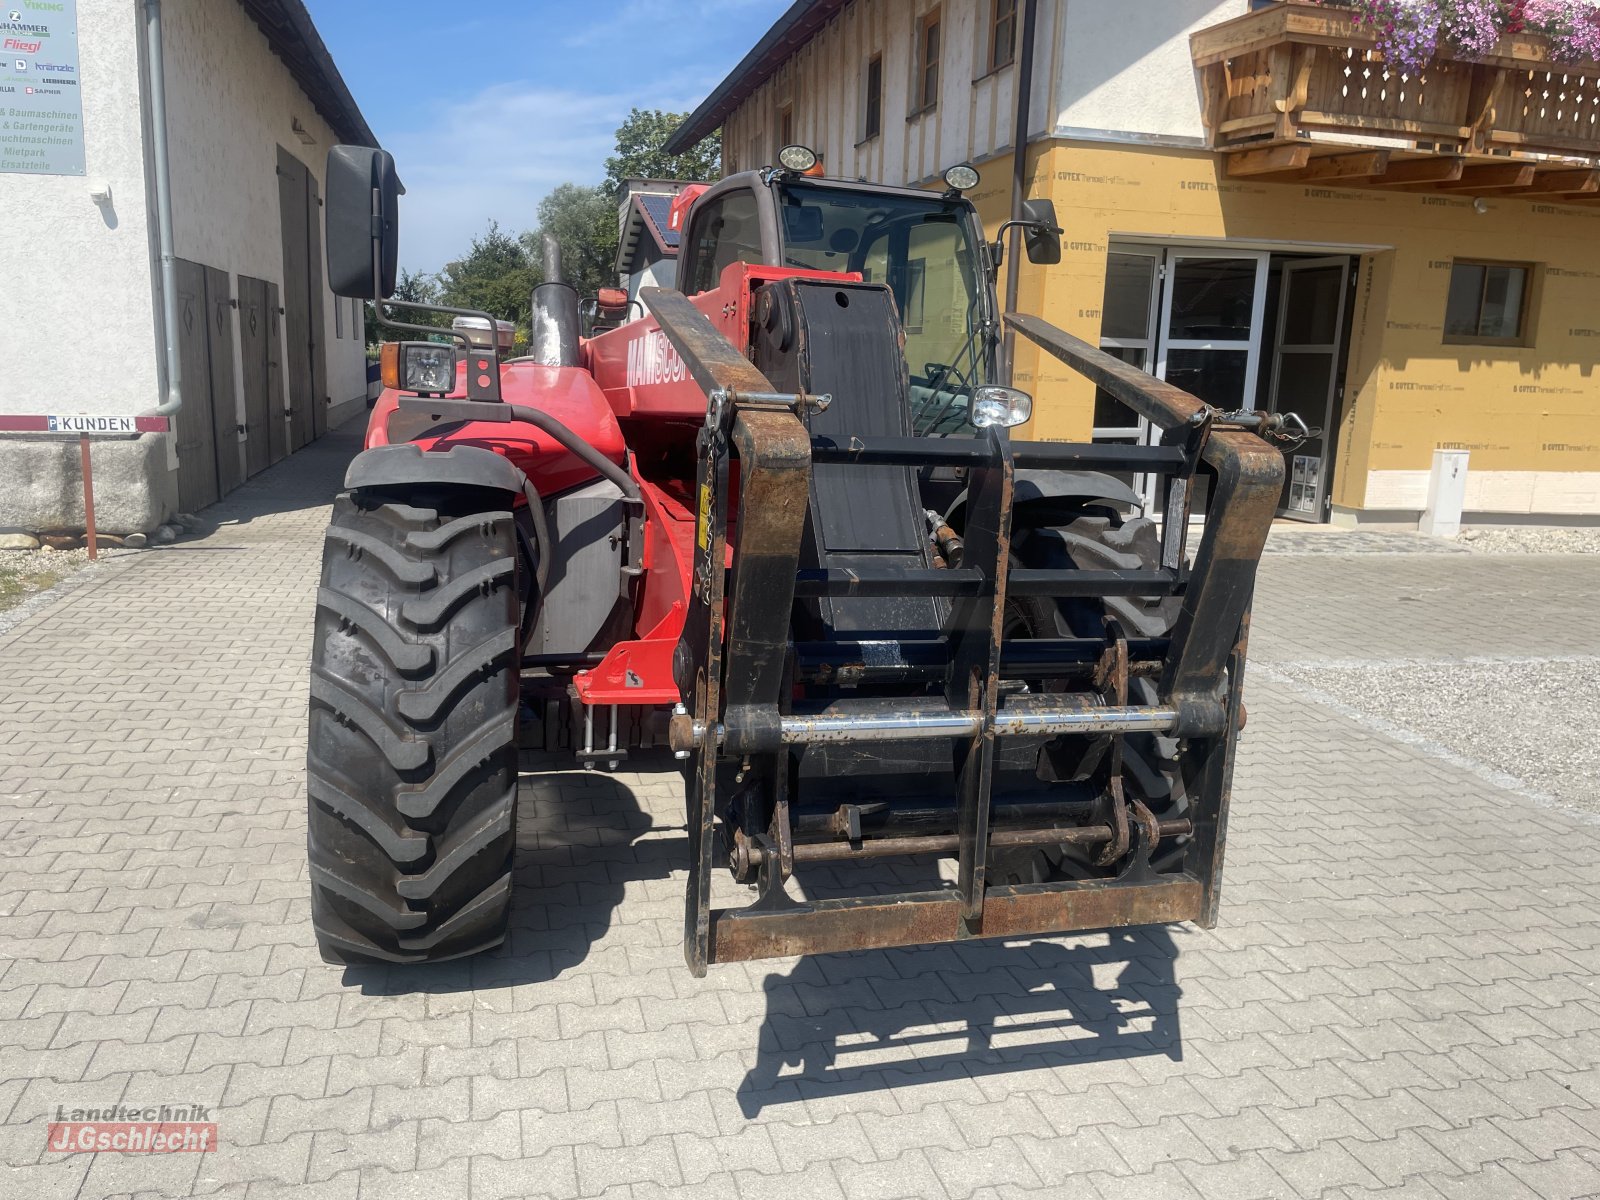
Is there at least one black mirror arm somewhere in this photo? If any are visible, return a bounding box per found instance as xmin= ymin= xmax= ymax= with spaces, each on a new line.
xmin=994 ymin=217 xmax=1065 ymax=239
xmin=367 ymin=186 xmax=503 ymax=402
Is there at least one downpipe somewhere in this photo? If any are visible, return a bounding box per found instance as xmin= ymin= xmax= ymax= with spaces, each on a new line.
xmin=143 ymin=0 xmax=182 ymax=416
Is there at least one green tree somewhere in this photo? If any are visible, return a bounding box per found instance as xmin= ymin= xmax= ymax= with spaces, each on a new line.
xmin=365 ymin=266 xmax=444 ymax=350
xmin=529 ymin=183 xmax=618 ymax=300
xmin=602 ymin=108 xmax=720 ymax=197
xmin=436 ymin=221 xmax=541 ymax=351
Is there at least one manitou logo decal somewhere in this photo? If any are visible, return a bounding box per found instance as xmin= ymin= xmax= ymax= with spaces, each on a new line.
xmin=625 ymin=329 xmax=687 ymax=388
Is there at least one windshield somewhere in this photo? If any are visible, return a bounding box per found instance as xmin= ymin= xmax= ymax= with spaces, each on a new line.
xmin=776 ymin=182 xmax=991 ymax=435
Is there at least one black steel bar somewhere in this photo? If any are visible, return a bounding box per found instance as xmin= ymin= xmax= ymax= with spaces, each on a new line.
xmin=945 ymin=428 xmax=1014 ymax=925
xmin=1006 ymin=568 xmax=1179 ymax=598
xmin=791 ymin=791 xmax=1100 ymax=835
xmin=521 ymin=652 xmax=605 ymax=669
xmin=807 ymin=434 xmax=1184 ymax=473
xmin=790 ymin=636 xmax=1169 ymax=685
xmin=745 ymin=819 xmax=1193 ymax=866
xmin=793 ymin=567 xmax=985 ymax=598
xmin=1010 ymin=441 xmax=1187 ymax=471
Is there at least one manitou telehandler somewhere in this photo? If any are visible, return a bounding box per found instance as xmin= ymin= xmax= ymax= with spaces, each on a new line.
xmin=306 ymin=143 xmax=1294 ymax=974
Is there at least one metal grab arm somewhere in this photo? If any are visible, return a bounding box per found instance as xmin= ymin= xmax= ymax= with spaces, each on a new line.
xmin=1005 ymin=311 xmax=1284 ymax=735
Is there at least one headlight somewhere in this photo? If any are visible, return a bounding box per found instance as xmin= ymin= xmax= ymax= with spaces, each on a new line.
xmin=971 ymin=385 xmax=1032 ymax=429
xmin=401 ymin=344 xmax=455 ymax=394
xmin=778 ymin=144 xmax=819 ymax=173
xmin=943 ymin=163 xmax=980 ymax=191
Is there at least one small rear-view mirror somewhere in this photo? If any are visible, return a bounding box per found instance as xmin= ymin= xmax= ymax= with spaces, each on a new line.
xmin=1022 ymin=197 xmax=1062 ymax=265
xmin=326 ymin=145 xmax=400 ymax=299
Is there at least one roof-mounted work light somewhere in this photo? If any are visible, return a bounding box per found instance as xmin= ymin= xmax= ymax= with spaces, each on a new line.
xmin=943 ymin=163 xmax=980 ymax=192
xmin=778 ymin=144 xmax=824 ymax=175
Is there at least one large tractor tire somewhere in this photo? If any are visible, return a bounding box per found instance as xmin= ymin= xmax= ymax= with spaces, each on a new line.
xmin=307 ymin=491 xmax=521 ymax=964
xmin=995 ymin=510 xmax=1186 ymax=885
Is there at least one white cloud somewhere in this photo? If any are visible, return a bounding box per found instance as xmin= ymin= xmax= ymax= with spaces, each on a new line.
xmin=381 ymin=69 xmax=737 ymax=275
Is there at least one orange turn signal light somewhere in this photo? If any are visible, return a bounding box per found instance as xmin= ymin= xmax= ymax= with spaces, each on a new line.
xmin=379 ymin=342 xmax=400 ymax=391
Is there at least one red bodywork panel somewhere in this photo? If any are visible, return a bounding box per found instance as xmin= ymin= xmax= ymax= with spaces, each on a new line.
xmin=364 ymin=261 xmax=857 ymax=710
xmin=366 ymin=359 xmax=626 ymax=495
xmin=586 ymin=261 xmax=861 ymax=421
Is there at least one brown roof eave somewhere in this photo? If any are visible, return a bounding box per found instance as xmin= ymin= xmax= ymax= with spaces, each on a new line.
xmin=235 ymin=0 xmax=379 ymax=148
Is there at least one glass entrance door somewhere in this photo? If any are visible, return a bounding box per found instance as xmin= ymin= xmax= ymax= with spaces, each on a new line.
xmin=1155 ymin=250 xmax=1270 ymax=413
xmin=1094 ymin=247 xmax=1269 ymax=512
xmin=1265 ymin=257 xmax=1349 ymax=521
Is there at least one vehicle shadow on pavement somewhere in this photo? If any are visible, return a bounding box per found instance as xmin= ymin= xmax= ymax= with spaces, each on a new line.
xmin=332 ymin=759 xmax=1185 ymax=1120
xmin=734 ymin=925 xmax=1184 ymax=1116
xmin=337 ymin=764 xmax=680 ymax=995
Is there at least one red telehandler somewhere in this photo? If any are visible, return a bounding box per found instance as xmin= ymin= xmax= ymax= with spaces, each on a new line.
xmin=307 ymin=144 xmax=1291 ymax=975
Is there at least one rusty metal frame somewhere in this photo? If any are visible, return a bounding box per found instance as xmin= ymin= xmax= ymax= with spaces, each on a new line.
xmin=645 ymin=290 xmax=1281 ymax=972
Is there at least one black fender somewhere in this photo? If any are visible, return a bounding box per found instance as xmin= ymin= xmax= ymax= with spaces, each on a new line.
xmin=344 ymin=443 xmax=528 ymax=497
xmin=944 ymin=468 xmax=1142 ymax=533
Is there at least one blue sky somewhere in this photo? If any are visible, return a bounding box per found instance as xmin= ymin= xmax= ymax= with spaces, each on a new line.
xmin=304 ymin=0 xmax=783 ymax=274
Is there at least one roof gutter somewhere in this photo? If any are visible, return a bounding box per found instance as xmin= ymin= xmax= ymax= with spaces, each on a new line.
xmin=143 ymin=0 xmax=181 ymax=416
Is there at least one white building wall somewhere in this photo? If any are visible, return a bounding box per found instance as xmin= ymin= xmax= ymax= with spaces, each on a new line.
xmin=0 ymin=0 xmax=158 ymax=418
xmin=724 ymin=0 xmax=1049 ymax=188
xmin=159 ymin=0 xmax=367 ymax=434
xmin=1053 ymin=0 xmax=1247 ymax=141
xmin=720 ymin=0 xmax=1257 ymax=189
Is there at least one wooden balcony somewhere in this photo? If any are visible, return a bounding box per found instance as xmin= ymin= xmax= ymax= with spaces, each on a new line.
xmin=1190 ymin=2 xmax=1600 ymax=201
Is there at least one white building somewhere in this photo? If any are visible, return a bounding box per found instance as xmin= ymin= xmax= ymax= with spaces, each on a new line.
xmin=0 ymin=0 xmax=374 ymax=539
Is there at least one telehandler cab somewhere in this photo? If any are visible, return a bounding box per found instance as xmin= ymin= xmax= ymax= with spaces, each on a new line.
xmin=307 ymin=143 xmax=1290 ymax=975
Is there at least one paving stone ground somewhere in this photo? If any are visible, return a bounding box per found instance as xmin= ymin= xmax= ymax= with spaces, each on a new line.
xmin=3 ymin=418 xmax=1600 ymax=1200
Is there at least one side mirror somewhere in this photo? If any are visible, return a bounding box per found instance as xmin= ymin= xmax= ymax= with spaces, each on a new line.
xmin=326 ymin=145 xmax=400 ymax=299
xmin=1021 ymin=198 xmax=1062 ymax=265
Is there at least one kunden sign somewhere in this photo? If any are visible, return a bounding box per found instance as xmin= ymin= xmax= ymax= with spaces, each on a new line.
xmin=0 ymin=0 xmax=83 ymax=176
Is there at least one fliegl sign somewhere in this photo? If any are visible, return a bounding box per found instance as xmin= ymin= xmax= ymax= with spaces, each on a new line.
xmin=624 ymin=328 xmax=688 ymax=389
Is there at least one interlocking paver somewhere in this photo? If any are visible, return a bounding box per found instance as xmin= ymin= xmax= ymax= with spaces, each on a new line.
xmin=5 ymin=420 xmax=1600 ymax=1198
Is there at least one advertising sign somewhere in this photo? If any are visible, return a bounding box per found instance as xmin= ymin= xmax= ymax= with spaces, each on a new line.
xmin=1 ymin=0 xmax=84 ymax=176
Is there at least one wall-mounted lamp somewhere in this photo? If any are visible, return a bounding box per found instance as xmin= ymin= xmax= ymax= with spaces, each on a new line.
xmin=292 ymin=117 xmax=316 ymax=146
xmin=1472 ymin=197 xmax=1489 ymax=214
xmin=88 ymin=179 xmax=112 ymax=205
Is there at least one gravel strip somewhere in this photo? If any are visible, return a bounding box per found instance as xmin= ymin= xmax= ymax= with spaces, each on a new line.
xmin=0 ymin=545 xmax=138 ymax=634
xmin=1271 ymin=657 xmax=1600 ymax=815
xmin=1456 ymin=526 xmax=1600 ymax=554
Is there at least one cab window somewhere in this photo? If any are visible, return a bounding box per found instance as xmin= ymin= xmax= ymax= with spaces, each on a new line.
xmin=684 ymin=190 xmax=764 ymax=295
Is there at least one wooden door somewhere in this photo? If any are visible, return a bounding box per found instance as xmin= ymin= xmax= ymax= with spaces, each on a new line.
xmin=204 ymin=265 xmax=241 ymax=498
xmin=172 ymin=257 xmax=219 ymax=512
xmin=238 ymin=275 xmax=270 ymax=478
xmin=307 ymin=172 xmax=328 ymax=439
xmin=266 ymin=281 xmax=287 ymax=466
xmin=277 ymin=146 xmax=314 ymax=452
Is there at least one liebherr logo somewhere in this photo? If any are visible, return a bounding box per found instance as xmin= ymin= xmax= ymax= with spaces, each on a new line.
xmin=625 ymin=329 xmax=687 ymax=388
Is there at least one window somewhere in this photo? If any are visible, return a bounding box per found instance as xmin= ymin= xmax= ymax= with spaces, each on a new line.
xmin=335 ymin=291 xmax=344 ymax=339
xmin=862 ymin=54 xmax=883 ymax=141
xmin=916 ymin=9 xmax=941 ymax=113
xmin=989 ymin=0 xmax=1016 ymax=71
xmin=779 ymin=105 xmax=793 ymax=149
xmin=684 ymin=190 xmax=764 ymax=295
xmin=1444 ymin=260 xmax=1532 ymax=344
